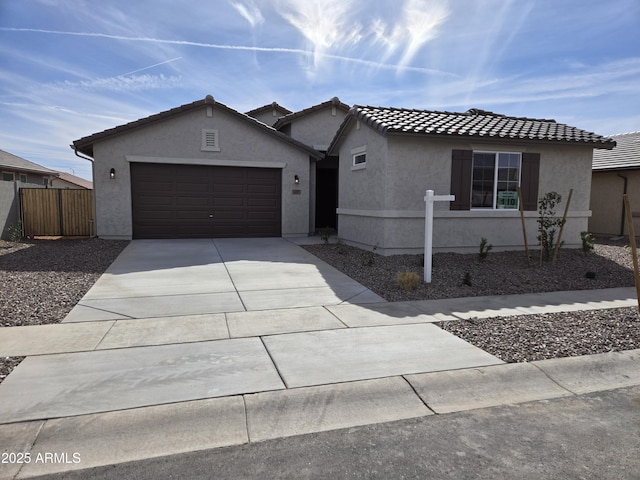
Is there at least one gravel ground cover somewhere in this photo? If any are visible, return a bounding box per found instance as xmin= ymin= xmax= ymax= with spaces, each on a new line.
xmin=0 ymin=238 xmax=128 ymax=382
xmin=302 ymin=237 xmax=640 ymax=362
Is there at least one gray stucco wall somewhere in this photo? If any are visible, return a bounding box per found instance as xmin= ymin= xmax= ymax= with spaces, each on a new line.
xmin=92 ymin=105 xmax=312 ymax=239
xmin=288 ymin=108 xmax=348 ymax=149
xmin=337 ymin=123 xmax=594 ymax=254
xmin=0 ymin=181 xmax=46 ymax=239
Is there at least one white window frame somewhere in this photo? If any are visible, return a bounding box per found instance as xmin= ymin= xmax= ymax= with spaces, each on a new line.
xmin=351 ymin=145 xmax=367 ymax=171
xmin=201 ymin=129 xmax=220 ymax=152
xmin=471 ymin=151 xmax=522 ymax=210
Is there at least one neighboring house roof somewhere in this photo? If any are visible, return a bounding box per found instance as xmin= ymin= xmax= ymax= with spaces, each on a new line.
xmin=72 ymin=95 xmax=323 ymax=160
xmin=0 ymin=149 xmax=59 ymax=175
xmin=245 ymin=102 xmax=292 ymax=118
xmin=328 ymin=106 xmax=616 ymax=154
xmin=54 ymin=172 xmax=93 ymax=189
xmin=592 ymin=131 xmax=640 ymax=171
xmin=273 ymin=97 xmax=350 ymax=131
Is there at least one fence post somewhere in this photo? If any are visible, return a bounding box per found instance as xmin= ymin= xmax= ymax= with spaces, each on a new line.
xmin=624 ymin=194 xmax=640 ymax=313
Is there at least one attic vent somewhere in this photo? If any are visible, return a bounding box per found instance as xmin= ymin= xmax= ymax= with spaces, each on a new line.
xmin=201 ymin=129 xmax=220 ymax=152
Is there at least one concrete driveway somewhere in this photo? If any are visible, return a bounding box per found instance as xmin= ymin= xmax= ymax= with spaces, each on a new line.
xmin=64 ymin=238 xmax=385 ymax=322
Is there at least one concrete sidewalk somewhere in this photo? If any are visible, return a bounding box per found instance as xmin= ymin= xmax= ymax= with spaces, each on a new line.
xmin=0 ymin=238 xmax=638 ymax=479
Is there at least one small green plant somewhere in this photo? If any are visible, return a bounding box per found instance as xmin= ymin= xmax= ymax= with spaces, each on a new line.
xmin=537 ymin=192 xmax=565 ymax=261
xmin=580 ymin=231 xmax=595 ymax=255
xmin=335 ymin=238 xmax=347 ymax=254
xmin=318 ymin=227 xmax=333 ymax=244
xmin=585 ymin=271 xmax=597 ymax=280
xmin=462 ymin=272 xmax=472 ymax=286
xmin=396 ymin=271 xmax=421 ymax=291
xmin=361 ymin=243 xmax=378 ymax=266
xmin=7 ymin=221 xmax=23 ymax=243
xmin=478 ymin=237 xmax=493 ymax=262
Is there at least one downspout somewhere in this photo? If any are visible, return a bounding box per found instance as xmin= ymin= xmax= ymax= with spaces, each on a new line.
xmin=72 ymin=146 xmax=97 ymax=238
xmin=617 ymin=172 xmax=628 ymax=236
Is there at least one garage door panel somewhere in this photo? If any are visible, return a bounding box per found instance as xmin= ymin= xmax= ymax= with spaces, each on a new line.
xmin=131 ymin=163 xmax=281 ymax=239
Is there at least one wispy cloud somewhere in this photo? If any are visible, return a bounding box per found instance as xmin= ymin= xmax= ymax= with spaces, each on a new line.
xmin=54 ymin=74 xmax=183 ymax=92
xmin=373 ymin=0 xmax=450 ymax=68
xmin=230 ymin=0 xmax=265 ymax=27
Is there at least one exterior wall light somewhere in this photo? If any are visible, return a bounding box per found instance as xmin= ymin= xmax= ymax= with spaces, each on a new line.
xmin=109 ymin=168 xmax=116 ymax=180
xmin=294 ymin=174 xmax=299 ymax=184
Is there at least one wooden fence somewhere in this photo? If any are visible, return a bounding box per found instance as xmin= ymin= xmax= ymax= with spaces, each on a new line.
xmin=20 ymin=188 xmax=94 ymax=236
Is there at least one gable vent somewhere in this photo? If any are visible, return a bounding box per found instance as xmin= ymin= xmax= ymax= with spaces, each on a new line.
xmin=201 ymin=129 xmax=220 ymax=152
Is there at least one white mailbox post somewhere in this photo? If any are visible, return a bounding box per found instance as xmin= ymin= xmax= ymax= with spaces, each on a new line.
xmin=424 ymin=190 xmax=455 ymax=283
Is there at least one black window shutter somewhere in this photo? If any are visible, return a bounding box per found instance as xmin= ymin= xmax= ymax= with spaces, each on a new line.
xmin=521 ymin=153 xmax=540 ymax=211
xmin=450 ymin=149 xmax=472 ymax=210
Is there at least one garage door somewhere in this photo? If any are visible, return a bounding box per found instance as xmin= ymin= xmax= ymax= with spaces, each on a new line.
xmin=130 ymin=163 xmax=281 ymax=239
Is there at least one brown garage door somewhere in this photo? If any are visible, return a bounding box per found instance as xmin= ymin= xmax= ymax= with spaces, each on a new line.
xmin=130 ymin=163 xmax=281 ymax=239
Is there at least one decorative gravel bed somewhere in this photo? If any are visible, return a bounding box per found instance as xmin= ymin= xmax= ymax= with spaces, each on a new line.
xmin=0 ymin=238 xmax=128 ymax=383
xmin=302 ymin=238 xmax=640 ymax=362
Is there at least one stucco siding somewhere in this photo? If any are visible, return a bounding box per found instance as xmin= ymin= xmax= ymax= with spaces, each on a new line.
xmin=289 ymin=108 xmax=348 ymax=148
xmin=337 ymin=134 xmax=594 ymax=254
xmin=92 ymin=106 xmax=311 ymax=239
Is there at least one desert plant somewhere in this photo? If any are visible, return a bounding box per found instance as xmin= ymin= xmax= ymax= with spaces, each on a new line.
xmin=537 ymin=192 xmax=565 ymax=261
xmin=580 ymin=231 xmax=595 ymax=255
xmin=7 ymin=221 xmax=23 ymax=243
xmin=462 ymin=272 xmax=472 ymax=286
xmin=361 ymin=243 xmax=378 ymax=266
xmin=335 ymin=238 xmax=347 ymax=254
xmin=478 ymin=237 xmax=493 ymax=262
xmin=318 ymin=227 xmax=333 ymax=244
xmin=396 ymin=271 xmax=421 ymax=291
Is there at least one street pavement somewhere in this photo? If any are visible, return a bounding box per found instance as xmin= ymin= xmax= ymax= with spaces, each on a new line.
xmin=0 ymin=238 xmax=638 ymax=479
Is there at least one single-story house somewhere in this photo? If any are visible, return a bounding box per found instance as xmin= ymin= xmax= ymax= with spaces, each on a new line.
xmin=51 ymin=172 xmax=93 ymax=190
xmin=327 ymin=106 xmax=615 ymax=254
xmin=273 ymin=97 xmax=351 ymax=231
xmin=0 ymin=149 xmax=58 ymax=186
xmin=245 ymin=102 xmax=292 ymax=127
xmin=590 ymin=131 xmax=640 ymax=236
xmin=0 ymin=149 xmax=60 ymax=239
xmin=72 ymin=96 xmax=323 ymax=240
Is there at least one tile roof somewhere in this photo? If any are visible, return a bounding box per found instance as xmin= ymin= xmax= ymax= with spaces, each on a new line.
xmin=0 ymin=149 xmax=59 ymax=175
xmin=273 ymin=97 xmax=350 ymax=130
xmin=592 ymin=131 xmax=640 ymax=171
xmin=331 ymin=106 xmax=616 ymax=150
xmin=54 ymin=172 xmax=93 ymax=189
xmin=72 ymin=96 xmax=322 ymax=160
xmin=245 ymin=102 xmax=292 ymax=118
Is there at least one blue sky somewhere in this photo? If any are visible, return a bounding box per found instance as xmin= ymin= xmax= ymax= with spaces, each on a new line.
xmin=1 ymin=0 xmax=639 ymax=180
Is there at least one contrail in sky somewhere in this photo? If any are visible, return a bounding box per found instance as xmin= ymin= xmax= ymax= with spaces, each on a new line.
xmin=1 ymin=27 xmax=455 ymax=77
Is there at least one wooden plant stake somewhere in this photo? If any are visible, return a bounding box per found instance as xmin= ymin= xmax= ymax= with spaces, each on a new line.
xmin=517 ymin=187 xmax=530 ymax=266
xmin=552 ymin=188 xmax=573 ymax=264
xmin=624 ymin=194 xmax=640 ymax=314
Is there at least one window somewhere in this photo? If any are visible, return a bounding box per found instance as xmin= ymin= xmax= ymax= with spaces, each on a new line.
xmin=43 ymin=177 xmax=49 ymax=186
xmin=2 ymin=172 xmax=14 ymax=182
xmin=19 ymin=174 xmax=27 ymax=183
xmin=450 ymin=150 xmax=539 ymax=211
xmin=351 ymin=146 xmax=366 ymax=169
xmin=201 ymin=129 xmax=220 ymax=152
xmin=471 ymin=152 xmax=521 ymax=209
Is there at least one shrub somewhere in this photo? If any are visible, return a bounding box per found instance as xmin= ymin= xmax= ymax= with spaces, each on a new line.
xmin=462 ymin=272 xmax=472 ymax=286
xmin=537 ymin=192 xmax=565 ymax=261
xmin=7 ymin=221 xmax=23 ymax=243
xmin=581 ymin=231 xmax=595 ymax=255
xmin=396 ymin=271 xmax=421 ymax=291
xmin=318 ymin=227 xmax=333 ymax=244
xmin=478 ymin=237 xmax=493 ymax=262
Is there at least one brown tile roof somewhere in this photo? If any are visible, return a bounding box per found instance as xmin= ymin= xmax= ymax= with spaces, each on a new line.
xmin=72 ymin=96 xmax=322 ymax=159
xmin=273 ymin=97 xmax=350 ymax=131
xmin=54 ymin=172 xmax=93 ymax=189
xmin=329 ymin=106 xmax=616 ymax=152
xmin=592 ymin=131 xmax=640 ymax=171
